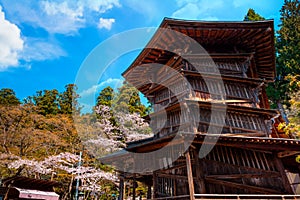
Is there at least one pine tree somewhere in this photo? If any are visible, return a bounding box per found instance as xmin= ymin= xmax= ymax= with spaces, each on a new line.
xmin=244 ymin=9 xmax=265 ymax=21
xmin=276 ymin=0 xmax=300 ymax=90
xmin=113 ymin=82 xmax=149 ymax=116
xmin=96 ymin=86 xmax=114 ymax=107
xmin=266 ymin=0 xmax=300 ymax=111
xmin=33 ymin=89 xmax=59 ymax=115
xmin=59 ymin=84 xmax=81 ymax=115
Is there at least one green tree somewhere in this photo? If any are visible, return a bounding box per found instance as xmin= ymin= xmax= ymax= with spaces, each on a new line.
xmin=265 ymin=0 xmax=300 ymax=138
xmin=59 ymin=84 xmax=81 ymax=115
xmin=266 ymin=0 xmax=300 ymax=115
xmin=0 ymin=88 xmax=20 ymax=105
xmin=33 ymin=89 xmax=59 ymax=115
xmin=113 ymin=82 xmax=149 ymax=116
xmin=276 ymin=0 xmax=300 ymax=90
xmin=244 ymin=8 xmax=265 ymax=21
xmin=96 ymin=86 xmax=114 ymax=107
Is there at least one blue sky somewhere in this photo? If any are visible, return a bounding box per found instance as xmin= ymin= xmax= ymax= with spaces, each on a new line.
xmin=0 ymin=0 xmax=284 ymax=109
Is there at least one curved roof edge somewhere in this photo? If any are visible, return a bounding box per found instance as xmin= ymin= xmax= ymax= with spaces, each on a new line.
xmin=122 ymin=17 xmax=275 ymax=82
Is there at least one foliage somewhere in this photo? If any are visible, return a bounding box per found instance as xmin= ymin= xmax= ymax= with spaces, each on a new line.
xmin=244 ymin=8 xmax=265 ymax=21
xmin=96 ymin=86 xmax=114 ymax=107
xmin=0 ymin=88 xmax=20 ymax=105
xmin=0 ymin=104 xmax=81 ymax=169
xmin=278 ymin=90 xmax=300 ymax=138
xmin=59 ymin=84 xmax=81 ymax=115
xmin=77 ymin=105 xmax=152 ymax=157
xmin=6 ymin=152 xmax=118 ymax=199
xmin=0 ymin=84 xmax=152 ymax=199
xmin=296 ymin=156 xmax=300 ymax=163
xmin=0 ymin=96 xmax=84 ymax=198
xmin=32 ymin=89 xmax=60 ymax=115
xmin=267 ymin=0 xmax=300 ymax=108
xmin=0 ymin=104 xmax=39 ymax=157
xmin=29 ymin=84 xmax=81 ymax=116
xmin=113 ymin=82 xmax=150 ymax=116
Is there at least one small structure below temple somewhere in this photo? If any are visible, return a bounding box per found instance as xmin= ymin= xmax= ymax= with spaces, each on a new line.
xmin=102 ymin=18 xmax=300 ymax=199
xmin=0 ymin=176 xmax=60 ymax=200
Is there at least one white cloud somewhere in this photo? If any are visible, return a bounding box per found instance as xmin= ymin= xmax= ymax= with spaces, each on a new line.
xmin=232 ymin=0 xmax=261 ymax=8
xmin=20 ymin=37 xmax=66 ymax=62
xmin=0 ymin=6 xmax=24 ymax=70
xmin=39 ymin=1 xmax=85 ymax=34
xmin=201 ymin=16 xmax=219 ymax=21
xmin=42 ymin=1 xmax=83 ymax=19
xmin=82 ymin=0 xmax=121 ymax=13
xmin=80 ymin=78 xmax=122 ymax=97
xmin=172 ymin=0 xmax=223 ymax=20
xmin=124 ymin=0 xmax=159 ymax=21
xmin=175 ymin=0 xmax=200 ymax=7
xmin=41 ymin=0 xmax=120 ymax=33
xmin=0 ymin=0 xmax=120 ymax=35
xmin=98 ymin=18 xmax=115 ymax=30
xmin=172 ymin=3 xmax=201 ymax=19
xmin=79 ymin=78 xmax=123 ymax=113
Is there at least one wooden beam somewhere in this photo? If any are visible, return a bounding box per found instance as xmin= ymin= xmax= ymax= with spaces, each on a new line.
xmin=277 ymin=151 xmax=300 ymax=158
xmin=206 ymin=172 xmax=280 ymax=179
xmin=220 ymin=133 xmax=266 ymax=137
xmin=161 ymin=163 xmax=186 ymax=172
xmin=192 ymin=137 xmax=300 ymax=152
xmin=185 ymin=150 xmax=195 ymax=200
xmin=204 ymin=159 xmax=280 ymax=177
xmin=205 ymin=177 xmax=281 ymax=194
xmin=156 ymin=173 xmax=188 ymax=180
xmin=273 ymin=155 xmax=294 ymax=194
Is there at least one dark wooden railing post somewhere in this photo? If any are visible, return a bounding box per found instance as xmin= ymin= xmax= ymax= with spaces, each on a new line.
xmin=146 ymin=183 xmax=151 ymax=199
xmin=152 ymin=171 xmax=157 ymax=199
xmin=132 ymin=175 xmax=136 ymax=200
xmin=119 ymin=176 xmax=124 ymax=200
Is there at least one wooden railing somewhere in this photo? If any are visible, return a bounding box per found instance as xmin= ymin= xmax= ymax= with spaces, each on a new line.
xmin=152 ymin=194 xmax=300 ymax=200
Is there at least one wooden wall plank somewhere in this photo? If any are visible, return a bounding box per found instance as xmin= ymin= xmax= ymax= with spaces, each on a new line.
xmin=205 ymin=177 xmax=281 ymax=194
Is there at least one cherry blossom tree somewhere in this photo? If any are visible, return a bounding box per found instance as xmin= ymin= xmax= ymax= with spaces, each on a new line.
xmin=7 ymin=152 xmax=118 ymax=198
xmin=77 ymin=105 xmax=152 ymax=157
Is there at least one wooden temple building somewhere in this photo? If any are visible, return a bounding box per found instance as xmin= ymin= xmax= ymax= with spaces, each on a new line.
xmin=102 ymin=18 xmax=300 ymax=199
xmin=0 ymin=176 xmax=60 ymax=200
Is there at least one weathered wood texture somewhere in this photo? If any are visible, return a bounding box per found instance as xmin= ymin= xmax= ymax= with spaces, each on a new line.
xmin=113 ymin=18 xmax=299 ymax=200
xmin=149 ymin=101 xmax=273 ymax=138
xmin=153 ymin=146 xmax=294 ymax=198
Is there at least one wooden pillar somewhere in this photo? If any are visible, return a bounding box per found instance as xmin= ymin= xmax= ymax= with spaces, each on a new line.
xmin=132 ymin=175 xmax=136 ymax=200
xmin=119 ymin=177 xmax=124 ymax=200
xmin=193 ymin=149 xmax=206 ymax=193
xmin=173 ymin=178 xmax=177 ymax=197
xmin=124 ymin=181 xmax=128 ymax=200
xmin=273 ymin=155 xmax=294 ymax=194
xmin=185 ymin=150 xmax=195 ymax=200
xmin=146 ymin=184 xmax=151 ymax=200
xmin=152 ymin=171 xmax=157 ymax=199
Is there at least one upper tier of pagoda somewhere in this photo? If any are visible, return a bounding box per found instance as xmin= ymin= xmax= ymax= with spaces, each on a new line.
xmin=122 ymin=18 xmax=275 ymax=94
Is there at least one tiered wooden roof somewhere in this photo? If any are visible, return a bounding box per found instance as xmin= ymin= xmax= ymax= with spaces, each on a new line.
xmin=123 ymin=18 xmax=275 ymax=93
xmin=106 ymin=18 xmax=300 ymax=199
xmin=2 ymin=176 xmax=60 ymax=191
